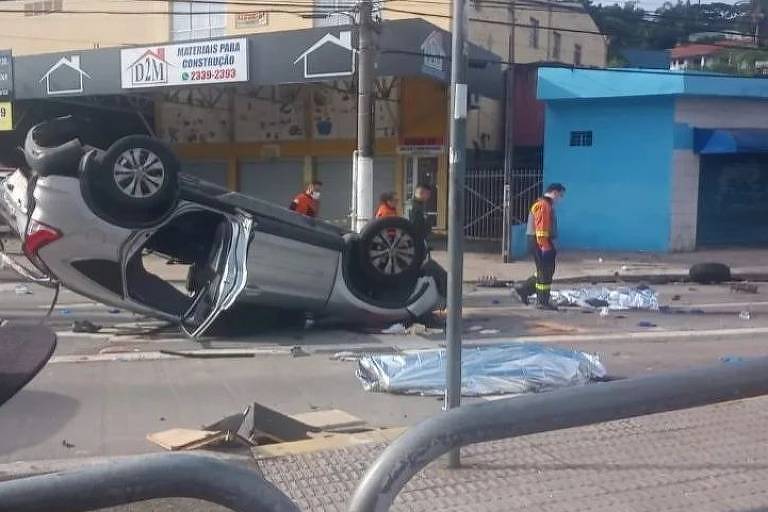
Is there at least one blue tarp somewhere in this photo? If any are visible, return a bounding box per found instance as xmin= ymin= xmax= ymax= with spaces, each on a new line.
xmin=694 ymin=128 xmax=768 ymax=154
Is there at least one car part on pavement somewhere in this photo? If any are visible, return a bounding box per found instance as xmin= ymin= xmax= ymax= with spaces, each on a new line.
xmin=349 ymin=355 xmax=768 ymax=512
xmin=358 ymin=216 xmax=425 ymax=287
xmin=356 ymin=343 xmax=605 ymax=396
xmin=0 ymin=325 xmax=56 ymax=407
xmin=0 ymin=453 xmax=301 ymax=512
xmin=689 ymin=262 xmax=732 ymax=284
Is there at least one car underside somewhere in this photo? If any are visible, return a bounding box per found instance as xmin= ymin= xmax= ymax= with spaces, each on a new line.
xmin=0 ymin=117 xmax=446 ymax=337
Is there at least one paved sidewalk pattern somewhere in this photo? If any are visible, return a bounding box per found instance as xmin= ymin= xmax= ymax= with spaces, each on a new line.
xmin=260 ymin=396 xmax=768 ymax=511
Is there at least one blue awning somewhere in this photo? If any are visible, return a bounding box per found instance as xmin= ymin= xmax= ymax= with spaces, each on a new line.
xmin=694 ymin=128 xmax=768 ymax=154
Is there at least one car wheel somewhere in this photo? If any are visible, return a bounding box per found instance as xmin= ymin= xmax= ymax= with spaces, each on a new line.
xmin=689 ymin=262 xmax=731 ymax=284
xmin=83 ymin=136 xmax=179 ymax=226
xmin=358 ymin=217 xmax=425 ymax=287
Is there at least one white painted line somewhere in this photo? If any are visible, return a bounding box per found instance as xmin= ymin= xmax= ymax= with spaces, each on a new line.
xmin=49 ymin=347 xmax=293 ymax=364
xmin=465 ymin=326 xmax=768 ymax=344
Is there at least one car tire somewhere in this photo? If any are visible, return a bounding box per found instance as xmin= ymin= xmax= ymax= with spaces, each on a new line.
xmin=83 ymin=136 xmax=179 ymax=226
xmin=358 ymin=217 xmax=425 ymax=287
xmin=689 ymin=262 xmax=732 ymax=284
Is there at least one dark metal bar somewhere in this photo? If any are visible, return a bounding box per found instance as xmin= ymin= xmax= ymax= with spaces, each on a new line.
xmin=348 ymin=356 xmax=768 ymax=512
xmin=0 ymin=453 xmax=301 ymax=512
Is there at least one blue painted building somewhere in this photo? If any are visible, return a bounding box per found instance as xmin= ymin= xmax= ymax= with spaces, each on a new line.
xmin=535 ymin=68 xmax=768 ymax=252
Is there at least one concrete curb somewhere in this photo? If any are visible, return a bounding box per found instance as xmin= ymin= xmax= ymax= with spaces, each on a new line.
xmin=473 ymin=271 xmax=768 ymax=287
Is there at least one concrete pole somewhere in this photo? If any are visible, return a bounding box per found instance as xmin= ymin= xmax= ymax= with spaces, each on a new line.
xmin=354 ymin=0 xmax=375 ymax=232
xmin=446 ymin=0 xmax=468 ymax=468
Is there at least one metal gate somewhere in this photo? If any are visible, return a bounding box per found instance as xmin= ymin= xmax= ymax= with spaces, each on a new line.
xmin=508 ymin=168 xmax=543 ymax=225
xmin=464 ymin=168 xmax=505 ymax=240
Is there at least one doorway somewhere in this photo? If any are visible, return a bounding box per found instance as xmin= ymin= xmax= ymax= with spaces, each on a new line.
xmin=404 ymin=155 xmax=439 ymax=226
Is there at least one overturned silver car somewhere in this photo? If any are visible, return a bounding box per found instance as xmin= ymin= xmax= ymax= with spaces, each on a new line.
xmin=0 ymin=117 xmax=445 ymax=336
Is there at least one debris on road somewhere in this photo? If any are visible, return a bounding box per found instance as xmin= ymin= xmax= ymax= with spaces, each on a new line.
xmin=290 ymin=346 xmax=309 ymax=358
xmin=637 ymin=321 xmax=658 ymax=328
xmin=477 ymin=274 xmax=506 ymax=288
xmin=478 ymin=329 xmax=500 ymax=335
xmin=740 ymin=311 xmax=752 ymax=321
xmin=469 ymin=325 xmax=484 ymax=332
xmin=61 ymin=440 xmax=75 ymax=449
xmin=721 ymin=355 xmax=746 ymax=364
xmin=158 ymin=349 xmax=256 ymax=359
xmin=689 ymin=262 xmax=731 ymax=284
xmin=14 ymin=284 xmax=31 ymax=295
xmin=356 ymin=343 xmax=606 ymax=396
xmin=534 ymin=286 xmax=660 ymax=311
xmin=148 ymin=403 xmax=374 ymax=452
xmin=381 ymin=323 xmax=407 ymax=335
xmin=731 ymin=282 xmax=759 ymax=294
xmin=671 ymin=295 xmax=682 ymax=301
xmin=72 ymin=320 xmax=102 ymax=334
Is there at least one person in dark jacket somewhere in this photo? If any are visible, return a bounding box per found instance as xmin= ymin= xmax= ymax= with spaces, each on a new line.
xmin=407 ymin=183 xmax=433 ymax=239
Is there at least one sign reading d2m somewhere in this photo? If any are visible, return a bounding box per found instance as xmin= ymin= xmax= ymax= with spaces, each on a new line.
xmin=120 ymin=37 xmax=248 ymax=89
xmin=0 ymin=102 xmax=12 ymax=131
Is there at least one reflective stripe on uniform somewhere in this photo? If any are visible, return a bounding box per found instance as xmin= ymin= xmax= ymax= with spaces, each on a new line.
xmin=535 ymin=230 xmax=550 ymax=237
xmin=535 ymin=283 xmax=551 ymax=291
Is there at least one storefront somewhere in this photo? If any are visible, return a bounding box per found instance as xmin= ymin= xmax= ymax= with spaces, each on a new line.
xmin=6 ymin=19 xmax=502 ymax=231
xmin=536 ymin=67 xmax=768 ymax=253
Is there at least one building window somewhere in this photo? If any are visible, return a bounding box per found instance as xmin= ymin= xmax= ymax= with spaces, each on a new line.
xmin=529 ymin=17 xmax=540 ymax=49
xmin=171 ymin=1 xmax=226 ymax=41
xmin=569 ymin=131 xmax=592 ymax=147
xmin=24 ymin=0 xmax=62 ymax=16
xmin=553 ymin=32 xmax=561 ymax=60
xmin=574 ymin=43 xmax=583 ymax=66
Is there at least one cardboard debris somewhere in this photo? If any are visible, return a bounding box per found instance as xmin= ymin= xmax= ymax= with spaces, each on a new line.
xmin=147 ymin=403 xmax=371 ymax=452
xmin=291 ymin=409 xmax=366 ymax=431
xmin=147 ymin=428 xmax=250 ymax=451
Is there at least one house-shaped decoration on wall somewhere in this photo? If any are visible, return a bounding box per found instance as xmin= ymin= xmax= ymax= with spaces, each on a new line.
xmin=39 ymin=55 xmax=91 ymax=96
xmin=294 ymin=31 xmax=357 ymax=79
xmin=421 ymin=31 xmax=447 ymax=80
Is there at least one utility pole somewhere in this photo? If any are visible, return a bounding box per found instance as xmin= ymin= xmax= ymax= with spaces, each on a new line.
xmin=446 ymin=0 xmax=468 ymax=469
xmin=354 ymin=0 xmax=375 ymax=232
xmin=502 ymin=9 xmax=516 ymax=263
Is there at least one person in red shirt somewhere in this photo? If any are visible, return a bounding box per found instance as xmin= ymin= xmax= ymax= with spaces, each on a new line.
xmin=515 ymin=183 xmax=566 ymax=310
xmin=289 ymin=181 xmax=322 ymax=218
xmin=375 ymin=192 xmax=398 ymax=219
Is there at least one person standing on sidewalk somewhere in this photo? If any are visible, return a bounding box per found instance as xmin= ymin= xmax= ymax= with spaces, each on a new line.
xmin=515 ymin=183 xmax=566 ymax=310
xmin=289 ymin=181 xmax=322 ymax=218
xmin=407 ymin=184 xmax=433 ymax=240
xmin=376 ymin=192 xmax=398 ymax=218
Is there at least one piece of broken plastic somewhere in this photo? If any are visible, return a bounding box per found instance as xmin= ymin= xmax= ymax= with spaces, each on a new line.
xmin=381 ymin=323 xmax=407 ymax=335
xmin=356 ymin=343 xmax=606 ymax=396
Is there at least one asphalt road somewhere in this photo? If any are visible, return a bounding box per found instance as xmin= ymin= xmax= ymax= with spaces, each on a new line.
xmin=1 ymin=272 xmax=768 ymax=465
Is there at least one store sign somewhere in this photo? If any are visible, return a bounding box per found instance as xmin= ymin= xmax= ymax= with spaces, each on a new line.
xmin=120 ymin=37 xmax=249 ymax=89
xmin=397 ymin=136 xmax=444 ymax=155
xmin=0 ymin=102 xmax=12 ymax=131
xmin=236 ymin=11 xmax=268 ymax=28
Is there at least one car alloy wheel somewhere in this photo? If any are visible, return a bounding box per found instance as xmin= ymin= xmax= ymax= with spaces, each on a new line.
xmin=113 ymin=148 xmax=166 ymax=199
xmin=368 ymin=227 xmax=416 ymax=276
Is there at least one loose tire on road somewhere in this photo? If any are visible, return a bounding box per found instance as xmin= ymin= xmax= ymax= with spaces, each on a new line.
xmin=689 ymin=262 xmax=732 ymax=284
xmin=82 ymin=136 xmax=179 ymax=227
xmin=358 ymin=217 xmax=425 ymax=288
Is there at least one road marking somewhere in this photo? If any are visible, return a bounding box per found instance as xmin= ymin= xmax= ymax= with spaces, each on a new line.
xmin=465 ymin=326 xmax=768 ymax=344
xmin=50 ymin=347 xmax=293 ymax=364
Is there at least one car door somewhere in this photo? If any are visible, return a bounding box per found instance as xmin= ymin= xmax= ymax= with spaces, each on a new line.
xmin=180 ymin=212 xmax=252 ymax=337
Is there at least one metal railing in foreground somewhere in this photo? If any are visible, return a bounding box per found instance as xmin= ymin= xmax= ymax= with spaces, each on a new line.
xmin=0 ymin=452 xmax=301 ymax=512
xmin=348 ymin=356 xmax=768 ymax=512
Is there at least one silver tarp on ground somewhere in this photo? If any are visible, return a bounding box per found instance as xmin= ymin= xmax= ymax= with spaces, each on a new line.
xmin=545 ymin=286 xmax=660 ymax=310
xmin=356 ymin=343 xmax=606 ymax=396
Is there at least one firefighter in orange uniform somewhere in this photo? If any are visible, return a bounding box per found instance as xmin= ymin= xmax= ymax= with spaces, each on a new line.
xmin=289 ymin=181 xmax=322 ymax=218
xmin=375 ymin=192 xmax=398 ymax=219
xmin=514 ymin=183 xmax=566 ymax=310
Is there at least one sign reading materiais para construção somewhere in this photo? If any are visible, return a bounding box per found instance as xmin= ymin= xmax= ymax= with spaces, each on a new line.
xmin=120 ymin=38 xmax=248 ymax=89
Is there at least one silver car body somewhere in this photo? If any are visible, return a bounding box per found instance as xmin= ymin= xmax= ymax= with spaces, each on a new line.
xmin=0 ymin=165 xmax=441 ymax=336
